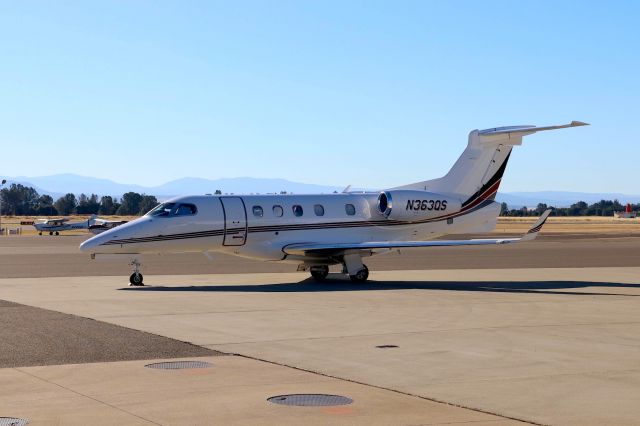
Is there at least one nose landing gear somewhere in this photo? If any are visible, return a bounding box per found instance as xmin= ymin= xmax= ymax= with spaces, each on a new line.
xmin=129 ymin=258 xmax=144 ymax=286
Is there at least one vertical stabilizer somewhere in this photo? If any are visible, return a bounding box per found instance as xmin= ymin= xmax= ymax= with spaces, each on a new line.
xmin=391 ymin=121 xmax=588 ymax=205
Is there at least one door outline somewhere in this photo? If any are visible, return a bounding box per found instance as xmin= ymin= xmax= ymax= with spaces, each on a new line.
xmin=220 ymin=197 xmax=248 ymax=246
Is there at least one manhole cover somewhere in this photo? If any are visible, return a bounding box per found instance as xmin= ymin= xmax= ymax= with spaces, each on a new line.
xmin=0 ymin=418 xmax=29 ymax=426
xmin=144 ymin=361 xmax=212 ymax=370
xmin=268 ymin=394 xmax=353 ymax=406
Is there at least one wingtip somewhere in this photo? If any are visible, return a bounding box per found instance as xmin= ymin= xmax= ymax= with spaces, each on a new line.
xmin=521 ymin=209 xmax=552 ymax=241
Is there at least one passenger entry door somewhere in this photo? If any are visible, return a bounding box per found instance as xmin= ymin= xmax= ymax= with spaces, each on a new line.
xmin=220 ymin=197 xmax=247 ymax=246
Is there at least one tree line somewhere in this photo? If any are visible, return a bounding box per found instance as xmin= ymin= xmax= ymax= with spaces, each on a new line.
xmin=500 ymin=199 xmax=635 ymax=217
xmin=0 ymin=184 xmax=158 ymax=216
xmin=1 ymin=183 xmax=634 ymax=218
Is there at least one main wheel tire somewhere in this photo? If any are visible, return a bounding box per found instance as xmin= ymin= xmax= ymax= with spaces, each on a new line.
xmin=350 ymin=266 xmax=369 ymax=282
xmin=55 ymin=231 xmax=59 ymax=236
xmin=39 ymin=232 xmax=42 ymax=236
xmin=310 ymin=265 xmax=329 ymax=281
xmin=129 ymin=273 xmax=144 ymax=286
xmin=49 ymin=231 xmax=53 ymax=235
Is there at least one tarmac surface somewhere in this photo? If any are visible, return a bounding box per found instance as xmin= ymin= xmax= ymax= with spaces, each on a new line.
xmin=2 ymin=233 xmax=640 ymax=278
xmin=0 ymin=232 xmax=639 ymax=425
xmin=0 ymin=300 xmax=218 ymax=368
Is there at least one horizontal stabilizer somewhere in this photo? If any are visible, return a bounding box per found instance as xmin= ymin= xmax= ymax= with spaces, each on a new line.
xmin=478 ymin=121 xmax=589 ymax=143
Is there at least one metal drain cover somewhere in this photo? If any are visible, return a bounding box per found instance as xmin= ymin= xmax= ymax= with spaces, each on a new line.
xmin=268 ymin=394 xmax=353 ymax=406
xmin=145 ymin=361 xmax=212 ymax=370
xmin=0 ymin=418 xmax=29 ymax=426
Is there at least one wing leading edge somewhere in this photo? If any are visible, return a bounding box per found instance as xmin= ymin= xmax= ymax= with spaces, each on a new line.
xmin=283 ymin=210 xmax=551 ymax=256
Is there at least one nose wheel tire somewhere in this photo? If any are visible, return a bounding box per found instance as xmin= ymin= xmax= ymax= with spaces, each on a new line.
xmin=129 ymin=273 xmax=144 ymax=286
xmin=349 ymin=265 xmax=369 ymax=282
xmin=310 ymin=265 xmax=329 ymax=281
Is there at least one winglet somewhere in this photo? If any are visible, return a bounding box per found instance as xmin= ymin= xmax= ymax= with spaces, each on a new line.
xmin=521 ymin=209 xmax=552 ymax=242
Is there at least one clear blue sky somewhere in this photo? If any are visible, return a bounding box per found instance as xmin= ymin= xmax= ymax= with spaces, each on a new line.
xmin=0 ymin=1 xmax=638 ymax=192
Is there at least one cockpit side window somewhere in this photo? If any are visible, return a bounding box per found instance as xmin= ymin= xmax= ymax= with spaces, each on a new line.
xmin=147 ymin=203 xmax=176 ymax=217
xmin=175 ymin=203 xmax=198 ymax=216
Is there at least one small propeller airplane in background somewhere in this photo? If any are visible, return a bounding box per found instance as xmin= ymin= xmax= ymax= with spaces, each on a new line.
xmin=80 ymin=121 xmax=588 ymax=286
xmin=33 ymin=216 xmax=127 ymax=235
xmin=34 ymin=216 xmax=96 ymax=235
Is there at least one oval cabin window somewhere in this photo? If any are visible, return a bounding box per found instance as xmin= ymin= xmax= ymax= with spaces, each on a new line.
xmin=345 ymin=204 xmax=356 ymax=216
xmin=273 ymin=205 xmax=283 ymax=217
xmin=252 ymin=205 xmax=264 ymax=217
xmin=314 ymin=204 xmax=325 ymax=216
xmin=292 ymin=205 xmax=304 ymax=217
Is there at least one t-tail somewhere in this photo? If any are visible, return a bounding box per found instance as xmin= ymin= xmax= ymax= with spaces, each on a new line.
xmin=393 ymin=121 xmax=589 ymax=207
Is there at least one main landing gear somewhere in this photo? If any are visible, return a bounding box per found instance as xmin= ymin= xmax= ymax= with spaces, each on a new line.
xmin=307 ymin=261 xmax=370 ymax=283
xmin=349 ymin=265 xmax=369 ymax=283
xmin=310 ymin=265 xmax=329 ymax=281
xmin=343 ymin=253 xmax=370 ymax=283
xmin=309 ymin=265 xmax=369 ymax=283
xmin=129 ymin=258 xmax=144 ymax=286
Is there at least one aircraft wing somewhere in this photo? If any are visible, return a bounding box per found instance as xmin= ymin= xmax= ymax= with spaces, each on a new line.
xmin=284 ymin=210 xmax=551 ymax=257
xmin=45 ymin=219 xmax=69 ymax=226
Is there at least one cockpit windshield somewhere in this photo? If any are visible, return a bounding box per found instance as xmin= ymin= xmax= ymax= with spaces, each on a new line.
xmin=146 ymin=202 xmax=198 ymax=217
xmin=147 ymin=203 xmax=176 ymax=217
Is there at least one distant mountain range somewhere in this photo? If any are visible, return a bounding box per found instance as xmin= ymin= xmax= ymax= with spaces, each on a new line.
xmin=4 ymin=174 xmax=347 ymax=200
xmin=3 ymin=174 xmax=639 ymax=208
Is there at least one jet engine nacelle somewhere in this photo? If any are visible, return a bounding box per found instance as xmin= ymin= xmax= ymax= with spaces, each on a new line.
xmin=377 ymin=190 xmax=461 ymax=221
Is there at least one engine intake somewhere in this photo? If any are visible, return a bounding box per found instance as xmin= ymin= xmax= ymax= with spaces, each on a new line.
xmin=377 ymin=190 xmax=461 ymax=221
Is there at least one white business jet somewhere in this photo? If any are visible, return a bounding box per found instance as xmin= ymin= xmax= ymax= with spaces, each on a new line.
xmin=80 ymin=121 xmax=587 ymax=286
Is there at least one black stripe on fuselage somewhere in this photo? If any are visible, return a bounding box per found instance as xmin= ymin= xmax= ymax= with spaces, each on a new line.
xmin=103 ymin=229 xmax=225 ymax=245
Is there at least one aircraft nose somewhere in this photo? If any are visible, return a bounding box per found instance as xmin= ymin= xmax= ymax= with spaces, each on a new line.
xmin=79 ymin=235 xmax=101 ymax=253
xmin=78 ymin=216 xmax=150 ymax=254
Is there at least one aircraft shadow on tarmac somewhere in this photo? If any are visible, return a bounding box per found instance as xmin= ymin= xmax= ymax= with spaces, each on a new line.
xmin=121 ymin=277 xmax=640 ymax=297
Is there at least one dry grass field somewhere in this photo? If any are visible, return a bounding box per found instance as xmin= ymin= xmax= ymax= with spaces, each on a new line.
xmin=495 ymin=216 xmax=640 ymax=234
xmin=2 ymin=215 xmax=640 ymax=236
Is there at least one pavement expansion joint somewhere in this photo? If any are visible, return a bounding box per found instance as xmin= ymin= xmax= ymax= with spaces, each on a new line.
xmin=230 ymin=352 xmax=542 ymax=426
xmin=13 ymin=367 xmax=162 ymax=425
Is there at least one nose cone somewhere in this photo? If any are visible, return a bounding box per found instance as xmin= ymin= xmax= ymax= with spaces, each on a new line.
xmin=80 ymin=233 xmax=106 ymax=253
xmin=79 ymin=216 xmax=151 ymax=254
